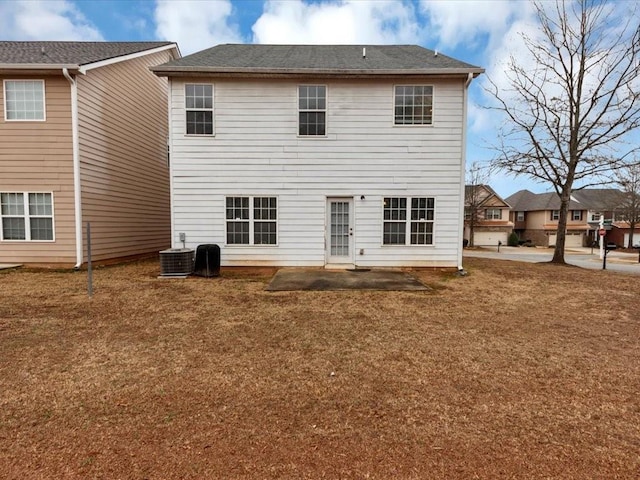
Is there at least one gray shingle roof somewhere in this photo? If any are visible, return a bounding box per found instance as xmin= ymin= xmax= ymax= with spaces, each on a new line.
xmin=151 ymin=44 xmax=483 ymax=76
xmin=0 ymin=41 xmax=174 ymax=66
xmin=506 ymin=188 xmax=624 ymax=211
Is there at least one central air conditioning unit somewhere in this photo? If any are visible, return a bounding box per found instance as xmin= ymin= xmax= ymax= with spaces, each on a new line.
xmin=159 ymin=248 xmax=194 ymax=277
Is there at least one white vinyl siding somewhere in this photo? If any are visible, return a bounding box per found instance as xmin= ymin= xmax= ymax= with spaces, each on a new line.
xmin=1 ymin=192 xmax=54 ymax=241
xmin=169 ymin=78 xmax=465 ymax=267
xmin=4 ymin=80 xmax=45 ymax=121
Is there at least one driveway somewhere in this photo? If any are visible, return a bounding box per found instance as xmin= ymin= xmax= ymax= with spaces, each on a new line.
xmin=464 ymin=246 xmax=640 ymax=275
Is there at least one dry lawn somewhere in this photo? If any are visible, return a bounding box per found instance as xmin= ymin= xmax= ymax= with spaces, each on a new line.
xmin=0 ymin=258 xmax=639 ymax=479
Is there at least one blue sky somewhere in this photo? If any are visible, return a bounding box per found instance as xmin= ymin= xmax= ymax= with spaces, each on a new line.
xmin=1 ymin=0 xmax=632 ymax=198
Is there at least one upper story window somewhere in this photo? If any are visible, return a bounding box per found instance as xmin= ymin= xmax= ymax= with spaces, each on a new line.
xmin=485 ymin=208 xmax=502 ymax=220
xmin=185 ymin=84 xmax=213 ymax=135
xmin=298 ymin=85 xmax=326 ymax=136
xmin=383 ymin=197 xmax=435 ymax=246
xmin=394 ymin=85 xmax=433 ymax=125
xmin=571 ymin=210 xmax=583 ymax=221
xmin=551 ymin=210 xmax=560 ymax=221
xmin=226 ymin=196 xmax=277 ymax=245
xmin=1 ymin=192 xmax=53 ymax=241
xmin=591 ymin=212 xmax=601 ymax=222
xmin=4 ymin=80 xmax=45 ymax=121
xmin=516 ymin=211 xmax=525 ymax=221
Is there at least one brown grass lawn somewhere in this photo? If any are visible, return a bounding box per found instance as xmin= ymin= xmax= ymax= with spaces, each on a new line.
xmin=0 ymin=258 xmax=639 ymax=479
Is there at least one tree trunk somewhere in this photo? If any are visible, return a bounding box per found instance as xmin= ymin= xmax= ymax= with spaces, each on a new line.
xmin=551 ymin=188 xmax=572 ymax=264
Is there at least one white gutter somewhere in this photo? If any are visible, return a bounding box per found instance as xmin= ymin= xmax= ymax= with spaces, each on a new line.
xmin=62 ymin=68 xmax=83 ymax=268
xmin=458 ymin=72 xmax=474 ymax=270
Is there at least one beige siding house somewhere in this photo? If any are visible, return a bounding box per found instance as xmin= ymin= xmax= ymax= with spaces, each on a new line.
xmin=153 ymin=44 xmax=483 ymax=268
xmin=506 ymin=190 xmax=590 ymax=247
xmin=0 ymin=41 xmax=180 ymax=266
xmin=464 ymin=184 xmax=513 ymax=246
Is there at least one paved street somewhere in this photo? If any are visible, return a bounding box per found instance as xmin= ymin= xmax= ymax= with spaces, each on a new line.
xmin=464 ymin=246 xmax=640 ymax=275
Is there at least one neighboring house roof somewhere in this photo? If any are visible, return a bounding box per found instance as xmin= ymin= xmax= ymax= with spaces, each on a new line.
xmin=465 ymin=184 xmax=511 ymax=208
xmin=506 ymin=188 xmax=624 ymax=212
xmin=151 ymin=44 xmax=484 ymax=77
xmin=0 ymin=41 xmax=177 ymax=73
xmin=570 ymin=189 xmax=624 ymax=211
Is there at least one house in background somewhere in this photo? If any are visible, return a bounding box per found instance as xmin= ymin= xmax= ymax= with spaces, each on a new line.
xmin=0 ymin=41 xmax=180 ymax=266
xmin=506 ymin=189 xmax=621 ymax=247
xmin=152 ymin=44 xmax=483 ymax=268
xmin=463 ymin=184 xmax=513 ymax=246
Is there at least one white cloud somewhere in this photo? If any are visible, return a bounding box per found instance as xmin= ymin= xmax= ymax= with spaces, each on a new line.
xmin=154 ymin=0 xmax=243 ymax=55
xmin=252 ymin=0 xmax=421 ymax=45
xmin=419 ymin=0 xmax=529 ymax=51
xmin=0 ymin=0 xmax=102 ymax=40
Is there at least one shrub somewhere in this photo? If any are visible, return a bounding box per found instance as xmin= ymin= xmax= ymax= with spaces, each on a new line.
xmin=508 ymin=232 xmax=520 ymax=247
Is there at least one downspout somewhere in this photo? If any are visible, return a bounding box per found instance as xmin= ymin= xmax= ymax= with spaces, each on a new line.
xmin=457 ymin=72 xmax=474 ymax=271
xmin=62 ymin=68 xmax=83 ymax=268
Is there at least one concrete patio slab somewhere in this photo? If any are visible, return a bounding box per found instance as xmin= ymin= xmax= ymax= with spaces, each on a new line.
xmin=265 ymin=269 xmax=430 ymax=291
xmin=0 ymin=264 xmax=21 ymax=270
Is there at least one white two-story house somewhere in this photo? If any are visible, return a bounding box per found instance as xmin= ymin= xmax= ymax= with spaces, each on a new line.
xmin=152 ymin=44 xmax=483 ymax=268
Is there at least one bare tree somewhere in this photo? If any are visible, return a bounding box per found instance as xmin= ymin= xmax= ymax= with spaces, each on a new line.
xmin=464 ymin=162 xmax=490 ymax=247
xmin=617 ymin=164 xmax=640 ymax=248
xmin=487 ymin=0 xmax=640 ymax=263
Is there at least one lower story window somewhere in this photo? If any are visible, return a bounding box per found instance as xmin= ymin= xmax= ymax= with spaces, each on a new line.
xmin=383 ymin=197 xmax=434 ymax=245
xmin=1 ymin=192 xmax=54 ymax=241
xmin=226 ymin=196 xmax=277 ymax=245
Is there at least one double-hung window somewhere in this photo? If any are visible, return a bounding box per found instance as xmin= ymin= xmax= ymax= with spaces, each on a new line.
xmin=383 ymin=197 xmax=435 ymax=245
xmin=485 ymin=208 xmax=502 ymax=220
xmin=185 ymin=84 xmax=213 ymax=135
xmin=4 ymin=80 xmax=45 ymax=121
xmin=551 ymin=210 xmax=560 ymax=221
xmin=298 ymin=85 xmax=326 ymax=136
xmin=226 ymin=196 xmax=277 ymax=245
xmin=1 ymin=192 xmax=53 ymax=241
xmin=571 ymin=210 xmax=582 ymax=221
xmin=394 ymin=85 xmax=433 ymax=125
xmin=516 ymin=211 xmax=525 ymax=221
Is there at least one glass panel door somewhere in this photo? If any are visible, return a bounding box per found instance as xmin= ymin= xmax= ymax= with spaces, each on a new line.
xmin=327 ymin=198 xmax=353 ymax=264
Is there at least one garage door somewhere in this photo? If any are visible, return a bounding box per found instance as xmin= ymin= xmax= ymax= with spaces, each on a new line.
xmin=549 ymin=232 xmax=583 ymax=247
xmin=473 ymin=231 xmax=508 ymax=246
xmin=624 ymin=232 xmax=640 ymax=248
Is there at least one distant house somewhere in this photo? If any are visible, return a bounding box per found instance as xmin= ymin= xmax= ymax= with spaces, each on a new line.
xmin=506 ymin=189 xmax=627 ymax=247
xmin=0 ymin=41 xmax=180 ymax=266
xmin=152 ymin=44 xmax=483 ymax=268
xmin=464 ymin=184 xmax=513 ymax=246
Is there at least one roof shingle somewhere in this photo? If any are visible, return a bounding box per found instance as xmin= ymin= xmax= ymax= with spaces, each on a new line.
xmin=151 ymin=44 xmax=483 ymax=76
xmin=0 ymin=41 xmax=174 ymax=66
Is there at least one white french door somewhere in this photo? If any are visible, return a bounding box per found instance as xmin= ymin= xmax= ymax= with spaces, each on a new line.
xmin=326 ymin=198 xmax=354 ymax=265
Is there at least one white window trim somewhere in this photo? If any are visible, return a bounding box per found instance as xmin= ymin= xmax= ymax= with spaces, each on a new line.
xmin=381 ymin=196 xmax=436 ymax=247
xmin=571 ymin=210 xmax=582 ymax=221
xmin=297 ymin=84 xmax=327 ymax=138
xmin=225 ymin=196 xmax=278 ymax=246
xmin=516 ymin=211 xmax=525 ymax=221
xmin=184 ymin=83 xmax=214 ymax=136
xmin=392 ymin=84 xmax=434 ymax=127
xmin=3 ymin=79 xmax=46 ymax=122
xmin=0 ymin=191 xmax=55 ymax=242
xmin=551 ymin=210 xmax=560 ymax=221
xmin=485 ymin=208 xmax=502 ymax=220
